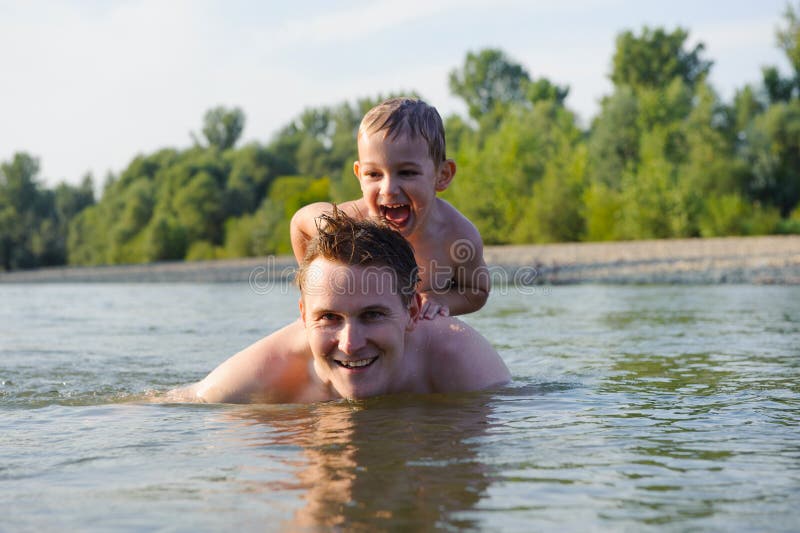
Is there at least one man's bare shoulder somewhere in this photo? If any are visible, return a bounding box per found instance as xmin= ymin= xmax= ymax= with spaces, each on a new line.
xmin=337 ymin=199 xmax=369 ymax=219
xmin=416 ymin=317 xmax=510 ymax=393
xmin=180 ymin=320 xmax=327 ymax=404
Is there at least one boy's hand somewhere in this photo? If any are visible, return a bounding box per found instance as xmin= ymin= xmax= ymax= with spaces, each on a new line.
xmin=419 ymin=292 xmax=449 ymax=320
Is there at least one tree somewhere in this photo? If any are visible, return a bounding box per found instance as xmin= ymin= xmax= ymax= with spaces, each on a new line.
xmin=741 ymin=100 xmax=800 ymax=215
xmin=763 ymin=66 xmax=796 ymax=103
xmin=444 ymin=100 xmax=584 ymax=244
xmin=449 ymin=49 xmax=531 ymax=121
xmin=173 ymin=171 xmax=225 ymax=243
xmin=587 ymin=86 xmax=640 ymax=189
xmin=611 ymin=27 xmax=712 ymax=90
xmin=0 ymin=153 xmax=44 ymax=269
xmin=777 ymin=2 xmax=800 ymax=82
xmin=199 ymin=106 xmax=245 ymax=150
xmin=526 ymin=78 xmax=569 ymax=107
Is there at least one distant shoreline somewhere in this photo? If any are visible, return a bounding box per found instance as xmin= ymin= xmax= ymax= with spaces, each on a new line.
xmin=1 ymin=234 xmax=799 ymax=285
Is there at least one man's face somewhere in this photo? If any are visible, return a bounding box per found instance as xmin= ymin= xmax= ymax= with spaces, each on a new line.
xmin=300 ymin=258 xmax=419 ymax=399
xmin=354 ymin=132 xmax=450 ymax=238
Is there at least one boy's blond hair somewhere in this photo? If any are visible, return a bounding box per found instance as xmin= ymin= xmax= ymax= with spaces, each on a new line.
xmin=358 ymin=97 xmax=447 ymax=166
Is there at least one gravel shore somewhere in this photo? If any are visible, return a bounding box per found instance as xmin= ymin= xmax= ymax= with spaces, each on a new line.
xmin=2 ymin=234 xmax=799 ymax=284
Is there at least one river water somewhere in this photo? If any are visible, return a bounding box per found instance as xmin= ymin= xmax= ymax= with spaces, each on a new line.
xmin=1 ymin=282 xmax=798 ymax=531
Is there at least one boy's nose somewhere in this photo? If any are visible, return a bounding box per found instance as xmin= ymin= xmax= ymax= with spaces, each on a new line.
xmin=338 ymin=321 xmax=366 ymax=354
xmin=379 ymin=175 xmax=398 ymax=196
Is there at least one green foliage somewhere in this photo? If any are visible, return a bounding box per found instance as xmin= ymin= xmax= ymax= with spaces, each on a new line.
xmin=777 ymin=203 xmax=800 ymax=233
xmin=449 ymin=49 xmax=532 ymax=121
xmin=763 ymin=66 xmax=796 ymax=103
xmin=698 ymin=194 xmax=781 ymax=236
xmin=582 ymin=182 xmax=625 ymax=241
xmin=186 ymin=240 xmax=218 ymax=261
xmin=587 ymin=86 xmax=640 ymax=188
xmin=199 ymin=106 xmax=245 ymax=150
xmin=144 ymin=213 xmax=187 ymax=261
xmin=445 ymin=101 xmax=583 ymax=244
xmin=514 ymin=143 xmax=588 ymax=243
xmin=0 ymin=153 xmax=95 ymax=270
xmin=611 ymin=26 xmax=712 ymax=90
xmin=527 ymin=78 xmax=570 ymax=106
xmin=740 ymin=99 xmax=800 ymax=215
xmin=777 ymin=2 xmax=800 ymax=82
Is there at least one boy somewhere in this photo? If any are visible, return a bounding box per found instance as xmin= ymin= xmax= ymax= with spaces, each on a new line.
xmin=291 ymin=97 xmax=489 ymax=318
xmin=171 ymin=211 xmax=509 ymax=403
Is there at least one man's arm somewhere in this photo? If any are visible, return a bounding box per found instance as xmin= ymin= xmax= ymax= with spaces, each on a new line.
xmin=171 ymin=320 xmax=313 ymax=404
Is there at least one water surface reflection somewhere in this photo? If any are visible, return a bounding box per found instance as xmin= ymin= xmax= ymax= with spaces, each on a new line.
xmin=223 ymin=393 xmax=497 ymax=530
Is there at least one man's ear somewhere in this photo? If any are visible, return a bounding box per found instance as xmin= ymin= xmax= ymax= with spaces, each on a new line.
xmin=435 ymin=159 xmax=456 ymax=192
xmin=406 ymin=293 xmax=422 ymax=332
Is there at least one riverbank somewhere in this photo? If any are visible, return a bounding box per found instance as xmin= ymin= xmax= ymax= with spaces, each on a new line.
xmin=1 ymin=234 xmax=799 ymax=284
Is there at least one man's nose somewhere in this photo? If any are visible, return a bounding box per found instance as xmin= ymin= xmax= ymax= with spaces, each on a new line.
xmin=338 ymin=321 xmax=366 ymax=354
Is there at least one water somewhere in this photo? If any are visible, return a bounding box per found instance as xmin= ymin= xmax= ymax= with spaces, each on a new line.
xmin=1 ymin=282 xmax=798 ymax=531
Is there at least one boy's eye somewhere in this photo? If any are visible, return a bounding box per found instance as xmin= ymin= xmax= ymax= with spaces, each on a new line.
xmin=365 ymin=171 xmax=381 ymax=179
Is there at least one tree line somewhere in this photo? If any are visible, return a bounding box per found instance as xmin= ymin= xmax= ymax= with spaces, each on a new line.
xmin=2 ymin=4 xmax=799 ymax=271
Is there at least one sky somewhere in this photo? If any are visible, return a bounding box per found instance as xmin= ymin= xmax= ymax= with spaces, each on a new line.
xmin=0 ymin=0 xmax=794 ymax=187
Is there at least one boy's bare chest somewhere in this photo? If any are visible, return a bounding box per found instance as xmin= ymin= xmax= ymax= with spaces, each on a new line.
xmin=414 ymin=240 xmax=459 ymax=292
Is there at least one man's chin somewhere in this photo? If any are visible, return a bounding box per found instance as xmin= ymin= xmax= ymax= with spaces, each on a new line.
xmin=334 ymin=380 xmax=386 ymax=401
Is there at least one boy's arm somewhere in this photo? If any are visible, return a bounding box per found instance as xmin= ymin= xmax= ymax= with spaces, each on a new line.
xmin=290 ymin=202 xmax=334 ymax=265
xmin=420 ymin=226 xmax=490 ymax=318
xmin=419 ymin=257 xmax=489 ymax=317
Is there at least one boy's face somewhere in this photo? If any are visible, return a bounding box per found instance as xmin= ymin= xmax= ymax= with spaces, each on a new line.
xmin=354 ymin=131 xmax=453 ymax=238
xmin=299 ymin=258 xmax=419 ymax=399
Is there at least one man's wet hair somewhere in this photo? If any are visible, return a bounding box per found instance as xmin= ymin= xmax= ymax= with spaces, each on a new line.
xmin=359 ymin=97 xmax=447 ymax=165
xmin=296 ymin=207 xmax=420 ymax=305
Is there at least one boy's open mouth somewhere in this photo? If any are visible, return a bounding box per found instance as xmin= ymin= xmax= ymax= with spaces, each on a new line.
xmin=380 ymin=204 xmax=411 ymax=226
xmin=335 ymin=356 xmax=378 ymax=370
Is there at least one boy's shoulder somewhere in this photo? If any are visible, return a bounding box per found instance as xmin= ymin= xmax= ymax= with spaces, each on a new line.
xmin=433 ymin=198 xmax=483 ymax=245
xmin=292 ymin=199 xmax=369 ymax=224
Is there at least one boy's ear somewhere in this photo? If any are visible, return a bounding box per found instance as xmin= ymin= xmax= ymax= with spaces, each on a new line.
xmin=353 ymin=160 xmax=361 ymax=180
xmin=435 ymin=160 xmax=456 ymax=192
xmin=298 ymin=298 xmax=306 ymax=325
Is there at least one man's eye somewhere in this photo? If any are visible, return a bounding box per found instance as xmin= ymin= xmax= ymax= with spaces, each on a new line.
xmin=362 ymin=310 xmax=385 ymax=321
xmin=319 ymin=313 xmax=340 ymax=322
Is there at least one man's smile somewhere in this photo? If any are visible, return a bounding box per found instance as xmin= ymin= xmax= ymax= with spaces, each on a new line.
xmin=334 ymin=356 xmax=379 ymax=370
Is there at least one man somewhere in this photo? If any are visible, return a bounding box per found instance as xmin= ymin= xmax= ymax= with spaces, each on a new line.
xmin=172 ymin=210 xmax=510 ymax=404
